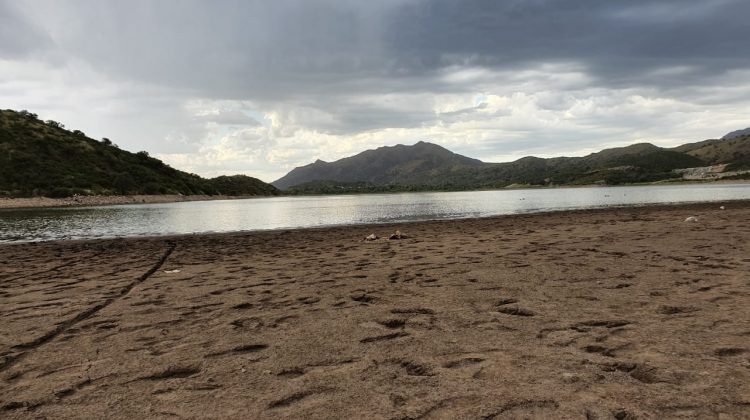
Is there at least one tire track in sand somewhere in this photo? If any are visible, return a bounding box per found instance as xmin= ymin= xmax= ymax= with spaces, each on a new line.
xmin=0 ymin=241 xmax=176 ymax=373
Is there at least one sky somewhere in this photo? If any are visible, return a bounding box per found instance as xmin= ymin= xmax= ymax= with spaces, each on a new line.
xmin=2 ymin=0 xmax=750 ymax=182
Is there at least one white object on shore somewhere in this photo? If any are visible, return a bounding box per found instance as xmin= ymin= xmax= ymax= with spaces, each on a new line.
xmin=164 ymin=269 xmax=181 ymax=273
xmin=364 ymin=233 xmax=378 ymax=241
xmin=720 ymin=206 xmax=725 ymax=210
xmin=389 ymin=230 xmax=408 ymax=240
xmin=684 ymin=216 xmax=699 ymax=222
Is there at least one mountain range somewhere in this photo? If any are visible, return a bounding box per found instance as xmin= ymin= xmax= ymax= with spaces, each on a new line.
xmin=274 ymin=131 xmax=750 ymax=193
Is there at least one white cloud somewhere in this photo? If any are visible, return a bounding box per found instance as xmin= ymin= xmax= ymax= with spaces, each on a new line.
xmin=153 ymin=68 xmax=750 ymax=183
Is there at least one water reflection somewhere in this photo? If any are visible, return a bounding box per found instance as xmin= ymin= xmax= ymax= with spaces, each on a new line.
xmin=1 ymin=183 xmax=749 ymax=242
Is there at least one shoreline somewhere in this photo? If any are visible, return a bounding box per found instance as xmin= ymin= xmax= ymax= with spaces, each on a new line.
xmin=0 ymin=194 xmax=267 ymax=210
xmin=286 ymin=178 xmax=750 ymax=196
xmin=2 ymin=199 xmax=746 ymax=246
xmin=1 ymin=180 xmax=749 ymax=210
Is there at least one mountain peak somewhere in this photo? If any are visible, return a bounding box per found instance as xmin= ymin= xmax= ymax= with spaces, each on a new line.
xmin=272 ymin=141 xmax=485 ymax=190
xmin=413 ymin=140 xmax=444 ymax=149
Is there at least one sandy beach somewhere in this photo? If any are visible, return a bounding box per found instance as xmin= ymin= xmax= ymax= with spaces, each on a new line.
xmin=1 ymin=201 xmax=749 ymax=419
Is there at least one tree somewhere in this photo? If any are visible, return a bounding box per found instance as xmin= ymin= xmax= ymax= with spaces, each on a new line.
xmin=45 ymin=120 xmax=65 ymax=129
xmin=19 ymin=110 xmax=38 ymax=119
xmin=102 ymin=137 xmax=113 ymax=146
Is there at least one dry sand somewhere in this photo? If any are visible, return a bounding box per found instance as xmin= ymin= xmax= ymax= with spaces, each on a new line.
xmin=1 ymin=201 xmax=749 ymax=419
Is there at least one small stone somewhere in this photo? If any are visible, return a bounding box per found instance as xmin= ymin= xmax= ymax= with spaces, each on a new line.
xmin=613 ymin=410 xmax=636 ymax=420
xmin=585 ymin=407 xmax=610 ymax=420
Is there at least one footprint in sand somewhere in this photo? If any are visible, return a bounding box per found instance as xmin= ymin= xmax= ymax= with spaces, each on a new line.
xmin=497 ymin=306 xmax=535 ymax=317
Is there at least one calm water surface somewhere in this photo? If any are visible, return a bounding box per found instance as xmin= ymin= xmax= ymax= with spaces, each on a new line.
xmin=2 ymin=183 xmax=749 ymax=243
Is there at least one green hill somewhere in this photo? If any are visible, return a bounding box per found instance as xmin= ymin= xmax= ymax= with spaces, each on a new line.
xmin=0 ymin=109 xmax=278 ymax=198
xmin=207 ymin=175 xmax=278 ymax=196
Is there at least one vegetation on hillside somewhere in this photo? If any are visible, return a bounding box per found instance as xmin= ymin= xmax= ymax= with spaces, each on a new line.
xmin=285 ymin=180 xmax=469 ymax=195
xmin=682 ymin=135 xmax=750 ymax=170
xmin=0 ymin=109 xmax=278 ymax=198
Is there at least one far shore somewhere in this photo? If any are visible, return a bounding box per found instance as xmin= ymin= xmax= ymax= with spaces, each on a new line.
xmin=2 ymin=179 xmax=749 ymax=210
xmin=0 ymin=194 xmax=265 ymax=210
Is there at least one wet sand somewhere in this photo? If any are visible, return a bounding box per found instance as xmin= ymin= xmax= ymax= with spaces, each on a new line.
xmin=1 ymin=201 xmax=749 ymax=419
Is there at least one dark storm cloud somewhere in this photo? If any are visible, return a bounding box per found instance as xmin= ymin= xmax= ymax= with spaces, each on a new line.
xmin=13 ymin=0 xmax=750 ymax=99
xmin=20 ymin=0 xmax=396 ymax=99
xmin=383 ymin=0 xmax=750 ymax=87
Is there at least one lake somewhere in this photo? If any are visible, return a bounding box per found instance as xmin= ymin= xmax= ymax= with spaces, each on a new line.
xmin=1 ymin=183 xmax=749 ymax=243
